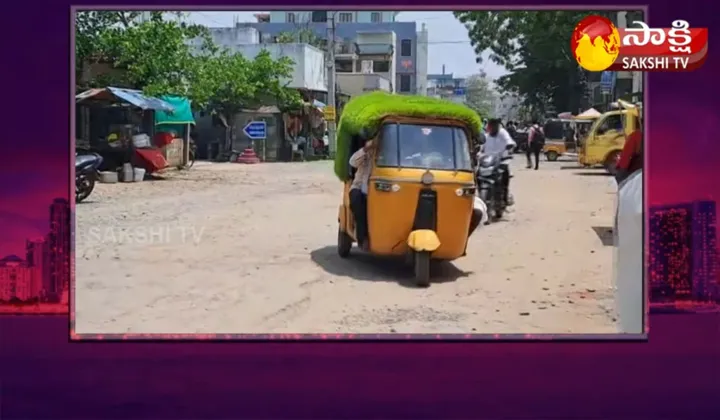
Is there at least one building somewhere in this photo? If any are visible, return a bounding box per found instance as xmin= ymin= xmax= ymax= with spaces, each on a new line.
xmin=47 ymin=198 xmax=71 ymax=301
xmin=245 ymin=14 xmax=423 ymax=94
xmin=264 ymin=11 xmax=398 ymax=24
xmin=0 ymin=255 xmax=40 ymax=301
xmin=493 ymin=93 xmax=522 ymax=121
xmin=25 ymin=237 xmax=48 ymax=299
xmin=427 ymin=68 xmax=467 ymax=103
xmin=648 ymin=201 xmax=719 ymax=303
xmin=415 ymin=23 xmax=429 ymax=96
xmin=194 ymin=28 xmax=327 ymax=93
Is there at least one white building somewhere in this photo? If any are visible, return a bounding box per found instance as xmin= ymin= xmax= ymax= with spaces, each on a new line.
xmin=236 ymin=43 xmax=327 ymax=92
xmin=265 ymin=11 xmax=398 ymax=24
xmin=198 ymin=27 xmax=328 ymax=92
xmin=415 ymin=23 xmax=429 ymax=95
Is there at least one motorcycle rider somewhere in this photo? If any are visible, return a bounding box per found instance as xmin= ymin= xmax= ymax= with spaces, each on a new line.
xmin=480 ymin=118 xmax=516 ymax=205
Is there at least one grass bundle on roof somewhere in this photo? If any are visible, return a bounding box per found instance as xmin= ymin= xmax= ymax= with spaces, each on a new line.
xmin=333 ymin=92 xmax=483 ymax=181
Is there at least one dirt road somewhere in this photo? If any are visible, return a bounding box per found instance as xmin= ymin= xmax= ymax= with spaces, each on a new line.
xmin=74 ymin=156 xmax=619 ymax=335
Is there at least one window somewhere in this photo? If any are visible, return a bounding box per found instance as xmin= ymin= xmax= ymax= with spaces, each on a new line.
xmin=399 ymin=74 xmax=411 ymax=92
xmin=377 ymin=124 xmax=473 ymax=171
xmin=312 ymin=11 xmax=327 ymax=22
xmin=400 ymin=39 xmax=412 ymax=56
xmin=372 ymin=61 xmax=390 ymax=73
xmin=594 ymin=114 xmax=624 ymax=134
xmin=336 ymin=60 xmax=354 ymax=73
xmin=371 ymin=12 xmax=381 ymax=23
xmin=286 ymin=13 xmax=296 ymax=23
xmin=338 ymin=12 xmax=353 ymax=23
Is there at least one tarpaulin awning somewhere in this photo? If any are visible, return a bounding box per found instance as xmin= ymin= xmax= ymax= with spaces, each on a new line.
xmin=155 ymin=96 xmax=195 ymax=126
xmin=574 ymin=108 xmax=601 ymax=120
xmin=76 ymin=87 xmax=175 ymax=112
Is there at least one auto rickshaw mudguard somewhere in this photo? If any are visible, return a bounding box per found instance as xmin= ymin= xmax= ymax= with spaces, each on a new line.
xmin=407 ymin=229 xmax=441 ymax=252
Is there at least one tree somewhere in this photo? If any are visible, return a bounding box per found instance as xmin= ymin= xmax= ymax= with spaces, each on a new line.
xmin=454 ymin=11 xmax=616 ymax=115
xmin=75 ymin=11 xmax=210 ymax=91
xmin=463 ymin=74 xmax=496 ymax=118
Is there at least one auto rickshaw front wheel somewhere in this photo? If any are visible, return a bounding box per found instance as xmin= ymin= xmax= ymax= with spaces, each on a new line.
xmin=338 ymin=229 xmax=352 ymax=258
xmin=414 ymin=251 xmax=431 ymax=287
xmin=545 ymin=151 xmax=559 ymax=161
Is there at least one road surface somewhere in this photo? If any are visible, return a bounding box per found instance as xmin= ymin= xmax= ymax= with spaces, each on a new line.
xmin=75 ymin=156 xmax=620 ymax=335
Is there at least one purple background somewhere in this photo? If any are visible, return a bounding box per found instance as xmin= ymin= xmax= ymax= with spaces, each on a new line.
xmin=1 ymin=1 xmax=720 ymax=418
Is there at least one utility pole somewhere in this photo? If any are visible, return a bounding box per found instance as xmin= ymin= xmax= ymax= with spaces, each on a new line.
xmin=326 ymin=13 xmax=337 ymax=158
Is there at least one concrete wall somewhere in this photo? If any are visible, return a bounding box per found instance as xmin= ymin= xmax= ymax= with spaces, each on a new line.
xmin=199 ymin=33 xmax=328 ymax=92
xmin=336 ymin=73 xmax=391 ymax=97
xmin=269 ymin=11 xmax=396 ymax=23
xmin=415 ymin=23 xmax=429 ymax=95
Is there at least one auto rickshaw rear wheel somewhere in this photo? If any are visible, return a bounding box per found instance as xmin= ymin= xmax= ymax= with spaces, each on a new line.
xmin=337 ymin=229 xmax=352 ymax=258
xmin=545 ymin=151 xmax=559 ymax=161
xmin=414 ymin=251 xmax=431 ymax=287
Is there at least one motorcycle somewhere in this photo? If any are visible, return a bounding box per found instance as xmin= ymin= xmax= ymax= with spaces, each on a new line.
xmin=476 ymin=146 xmax=514 ymax=221
xmin=75 ymin=152 xmax=103 ymax=203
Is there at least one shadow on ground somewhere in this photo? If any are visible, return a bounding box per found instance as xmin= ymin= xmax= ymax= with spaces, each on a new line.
xmin=591 ymin=226 xmax=615 ymax=246
xmin=574 ymin=171 xmax=612 ymax=177
xmin=310 ymin=246 xmax=471 ymax=288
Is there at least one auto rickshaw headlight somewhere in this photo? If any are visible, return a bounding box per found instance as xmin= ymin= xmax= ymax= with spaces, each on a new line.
xmin=455 ymin=188 xmax=464 ymax=197
xmin=421 ymin=172 xmax=434 ymax=185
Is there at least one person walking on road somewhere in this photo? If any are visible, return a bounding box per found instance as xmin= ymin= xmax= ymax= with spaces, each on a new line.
xmin=349 ymin=139 xmax=374 ymax=250
xmin=527 ymin=120 xmax=545 ymax=170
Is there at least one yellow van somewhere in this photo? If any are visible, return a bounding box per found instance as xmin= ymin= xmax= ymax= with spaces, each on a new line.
xmin=578 ymin=100 xmax=641 ymax=174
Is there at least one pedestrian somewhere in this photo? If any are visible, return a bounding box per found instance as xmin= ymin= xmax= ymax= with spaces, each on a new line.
xmin=527 ymin=120 xmax=544 ymax=170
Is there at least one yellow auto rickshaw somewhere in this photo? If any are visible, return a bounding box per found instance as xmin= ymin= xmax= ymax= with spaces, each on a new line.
xmin=578 ymin=100 xmax=641 ymax=174
xmin=334 ymin=92 xmax=482 ymax=287
xmin=542 ymin=118 xmax=574 ymax=161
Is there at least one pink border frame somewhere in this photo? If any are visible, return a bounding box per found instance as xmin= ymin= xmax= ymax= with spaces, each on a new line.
xmin=70 ymin=5 xmax=650 ymax=341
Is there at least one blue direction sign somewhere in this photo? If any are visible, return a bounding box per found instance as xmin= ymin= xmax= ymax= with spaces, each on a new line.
xmin=243 ymin=121 xmax=267 ymax=140
xmin=600 ymin=71 xmax=616 ymax=94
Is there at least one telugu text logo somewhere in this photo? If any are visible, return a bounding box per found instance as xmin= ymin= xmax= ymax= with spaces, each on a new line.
xmin=572 ymin=16 xmax=708 ymax=72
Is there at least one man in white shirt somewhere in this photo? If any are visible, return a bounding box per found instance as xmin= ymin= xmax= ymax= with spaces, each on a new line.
xmin=349 ymin=139 xmax=373 ymax=250
xmin=481 ymin=119 xmax=516 ymax=206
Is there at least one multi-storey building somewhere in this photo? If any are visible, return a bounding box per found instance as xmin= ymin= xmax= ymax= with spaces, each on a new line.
xmin=47 ymin=198 xmax=71 ymax=301
xmin=25 ymin=237 xmax=48 ymax=299
xmin=427 ymin=69 xmax=467 ymax=103
xmin=648 ymin=200 xmax=718 ymax=303
xmin=243 ymin=11 xmax=424 ymax=95
xmin=0 ymin=255 xmax=40 ymax=301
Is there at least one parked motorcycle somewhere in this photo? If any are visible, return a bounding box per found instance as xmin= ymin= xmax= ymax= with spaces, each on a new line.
xmin=75 ymin=152 xmax=103 ymax=203
xmin=476 ymin=148 xmax=514 ymax=221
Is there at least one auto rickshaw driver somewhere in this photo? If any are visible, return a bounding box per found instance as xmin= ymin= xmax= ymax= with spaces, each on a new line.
xmin=348 ymin=138 xmax=375 ymax=251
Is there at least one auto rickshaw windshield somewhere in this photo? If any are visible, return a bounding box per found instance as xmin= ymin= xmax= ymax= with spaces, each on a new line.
xmin=376 ymin=123 xmax=473 ymax=171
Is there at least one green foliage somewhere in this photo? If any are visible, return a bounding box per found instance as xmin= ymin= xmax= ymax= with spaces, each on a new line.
xmin=334 ymin=92 xmax=482 ymax=180
xmin=463 ymin=74 xmax=495 ymax=118
xmin=75 ymin=11 xmax=303 ymax=121
xmin=454 ymin=11 xmax=615 ymax=114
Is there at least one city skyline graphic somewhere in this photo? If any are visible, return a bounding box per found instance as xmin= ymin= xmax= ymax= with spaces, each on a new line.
xmin=0 ymin=198 xmax=71 ymax=307
xmin=648 ymin=200 xmax=719 ymax=305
